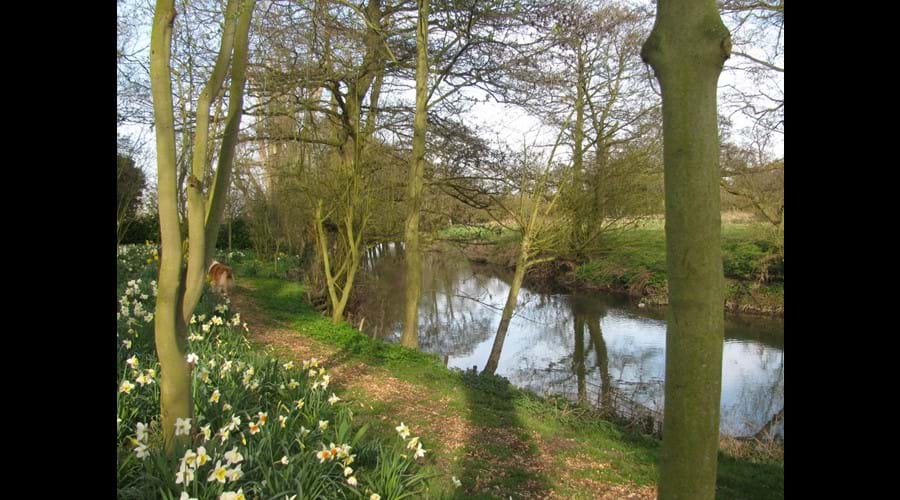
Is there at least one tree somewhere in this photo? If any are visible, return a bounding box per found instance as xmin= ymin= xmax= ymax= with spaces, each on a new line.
xmin=640 ymin=0 xmax=731 ymax=497
xmin=401 ymin=0 xmax=429 ymax=348
xmin=483 ymin=129 xmax=570 ymax=375
xmin=149 ymin=0 xmax=256 ymax=454
xmin=117 ymin=153 xmax=147 ymax=245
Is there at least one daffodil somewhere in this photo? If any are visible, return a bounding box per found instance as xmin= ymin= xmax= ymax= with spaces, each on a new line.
xmin=343 ymin=466 xmax=353 ymax=477
xmin=135 ymin=422 xmax=148 ymax=442
xmin=395 ymin=422 xmax=410 ymax=439
xmin=370 ymin=494 xmax=381 ymax=500
xmin=201 ymin=425 xmax=212 ymax=442
xmin=219 ymin=488 xmax=246 ymax=500
xmin=224 ymin=447 xmax=244 ymax=465
xmin=182 ymin=449 xmax=198 ymax=468
xmin=186 ymin=353 xmax=199 ymax=364
xmin=175 ymin=418 xmax=192 ymax=436
xmin=209 ymin=389 xmax=221 ymax=403
xmin=175 ymin=465 xmax=195 ymax=485
xmin=283 ymin=361 xmax=294 ymax=370
xmin=278 ymin=415 xmax=287 ymax=428
xmin=414 ymin=441 xmax=427 ymax=459
xmin=328 ymin=393 xmax=341 ymax=405
xmin=196 ymin=446 xmax=210 ymax=466
xmin=134 ymin=443 xmax=149 ymax=459
xmin=257 ymin=412 xmax=268 ymax=425
xmin=225 ymin=464 xmax=243 ymax=482
xmin=347 ymin=476 xmax=358 ymax=487
xmin=126 ymin=356 xmax=139 ymax=369
xmin=318 ymin=420 xmax=328 ymax=431
xmin=452 ymin=476 xmax=462 ymax=487
xmin=279 ymin=455 xmax=289 ymax=465
xmin=208 ymin=461 xmax=228 ymax=483
xmin=119 ymin=380 xmax=135 ymax=394
xmin=248 ymin=422 xmax=260 ymax=435
xmin=295 ymin=400 xmax=305 ymax=410
xmin=316 ymin=447 xmax=332 ymax=463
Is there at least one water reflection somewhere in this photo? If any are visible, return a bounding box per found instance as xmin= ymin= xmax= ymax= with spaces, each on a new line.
xmin=354 ymin=243 xmax=784 ymax=438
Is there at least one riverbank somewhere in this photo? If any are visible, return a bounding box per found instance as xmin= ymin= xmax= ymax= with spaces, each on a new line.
xmin=232 ymin=275 xmax=784 ymax=499
xmin=446 ymin=217 xmax=784 ymax=317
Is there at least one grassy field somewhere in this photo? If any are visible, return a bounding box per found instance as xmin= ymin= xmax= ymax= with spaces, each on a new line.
xmin=438 ymin=215 xmax=784 ymax=315
xmin=237 ymin=274 xmax=784 ymax=499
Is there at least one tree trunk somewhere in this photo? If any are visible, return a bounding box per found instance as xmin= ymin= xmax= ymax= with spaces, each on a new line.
xmin=204 ymin=0 xmax=256 ymax=267
xmin=401 ymin=0 xmax=429 ymax=348
xmin=641 ymin=1 xmax=730 ymax=498
xmin=573 ymin=312 xmax=587 ymax=405
xmin=483 ymin=235 xmax=529 ymax=375
xmin=181 ymin=0 xmax=239 ymax=321
xmin=149 ymin=0 xmax=192 ymax=455
xmin=586 ymin=314 xmax=611 ymax=412
xmin=149 ymin=0 xmax=256 ymax=455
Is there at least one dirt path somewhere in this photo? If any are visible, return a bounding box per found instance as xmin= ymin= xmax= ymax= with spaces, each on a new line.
xmin=230 ymin=283 xmax=655 ymax=500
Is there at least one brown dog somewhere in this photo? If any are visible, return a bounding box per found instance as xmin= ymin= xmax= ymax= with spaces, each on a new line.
xmin=208 ymin=260 xmax=235 ymax=296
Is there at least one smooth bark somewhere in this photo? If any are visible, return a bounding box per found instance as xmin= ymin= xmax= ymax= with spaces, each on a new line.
xmin=641 ymin=1 xmax=731 ymax=497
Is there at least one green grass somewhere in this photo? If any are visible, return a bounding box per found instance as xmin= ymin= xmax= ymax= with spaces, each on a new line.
xmin=242 ymin=274 xmax=784 ymax=499
xmin=573 ymin=220 xmax=783 ymax=312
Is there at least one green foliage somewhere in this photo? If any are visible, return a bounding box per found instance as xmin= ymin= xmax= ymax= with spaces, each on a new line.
xmin=215 ymin=217 xmax=255 ymax=250
xmin=121 ymin=213 xmax=161 ymax=245
xmin=574 ymin=220 xmax=783 ymax=308
xmin=118 ymin=153 xmax=147 ymax=223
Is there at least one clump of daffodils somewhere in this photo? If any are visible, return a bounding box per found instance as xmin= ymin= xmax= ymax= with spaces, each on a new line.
xmin=396 ymin=423 xmax=427 ymax=459
xmin=117 ymin=253 xmax=431 ymax=499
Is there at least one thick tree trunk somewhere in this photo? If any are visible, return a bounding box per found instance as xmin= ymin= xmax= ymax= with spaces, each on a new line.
xmin=641 ymin=1 xmax=730 ymax=498
xmin=149 ymin=0 xmax=256 ymax=455
xmin=150 ymin=0 xmax=193 ymax=455
xmin=401 ymin=0 xmax=429 ymax=348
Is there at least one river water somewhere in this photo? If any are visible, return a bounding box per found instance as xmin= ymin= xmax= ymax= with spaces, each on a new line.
xmin=354 ymin=243 xmax=784 ymax=439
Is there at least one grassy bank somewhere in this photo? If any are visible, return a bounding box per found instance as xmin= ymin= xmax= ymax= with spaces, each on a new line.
xmin=238 ymin=274 xmax=784 ymax=499
xmin=440 ymin=216 xmax=784 ymax=316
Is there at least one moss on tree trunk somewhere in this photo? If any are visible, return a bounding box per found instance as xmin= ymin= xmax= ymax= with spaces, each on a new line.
xmin=641 ymin=0 xmax=731 ymax=497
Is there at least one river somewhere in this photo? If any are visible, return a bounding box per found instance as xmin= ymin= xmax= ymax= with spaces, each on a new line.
xmin=353 ymin=242 xmax=784 ymax=439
